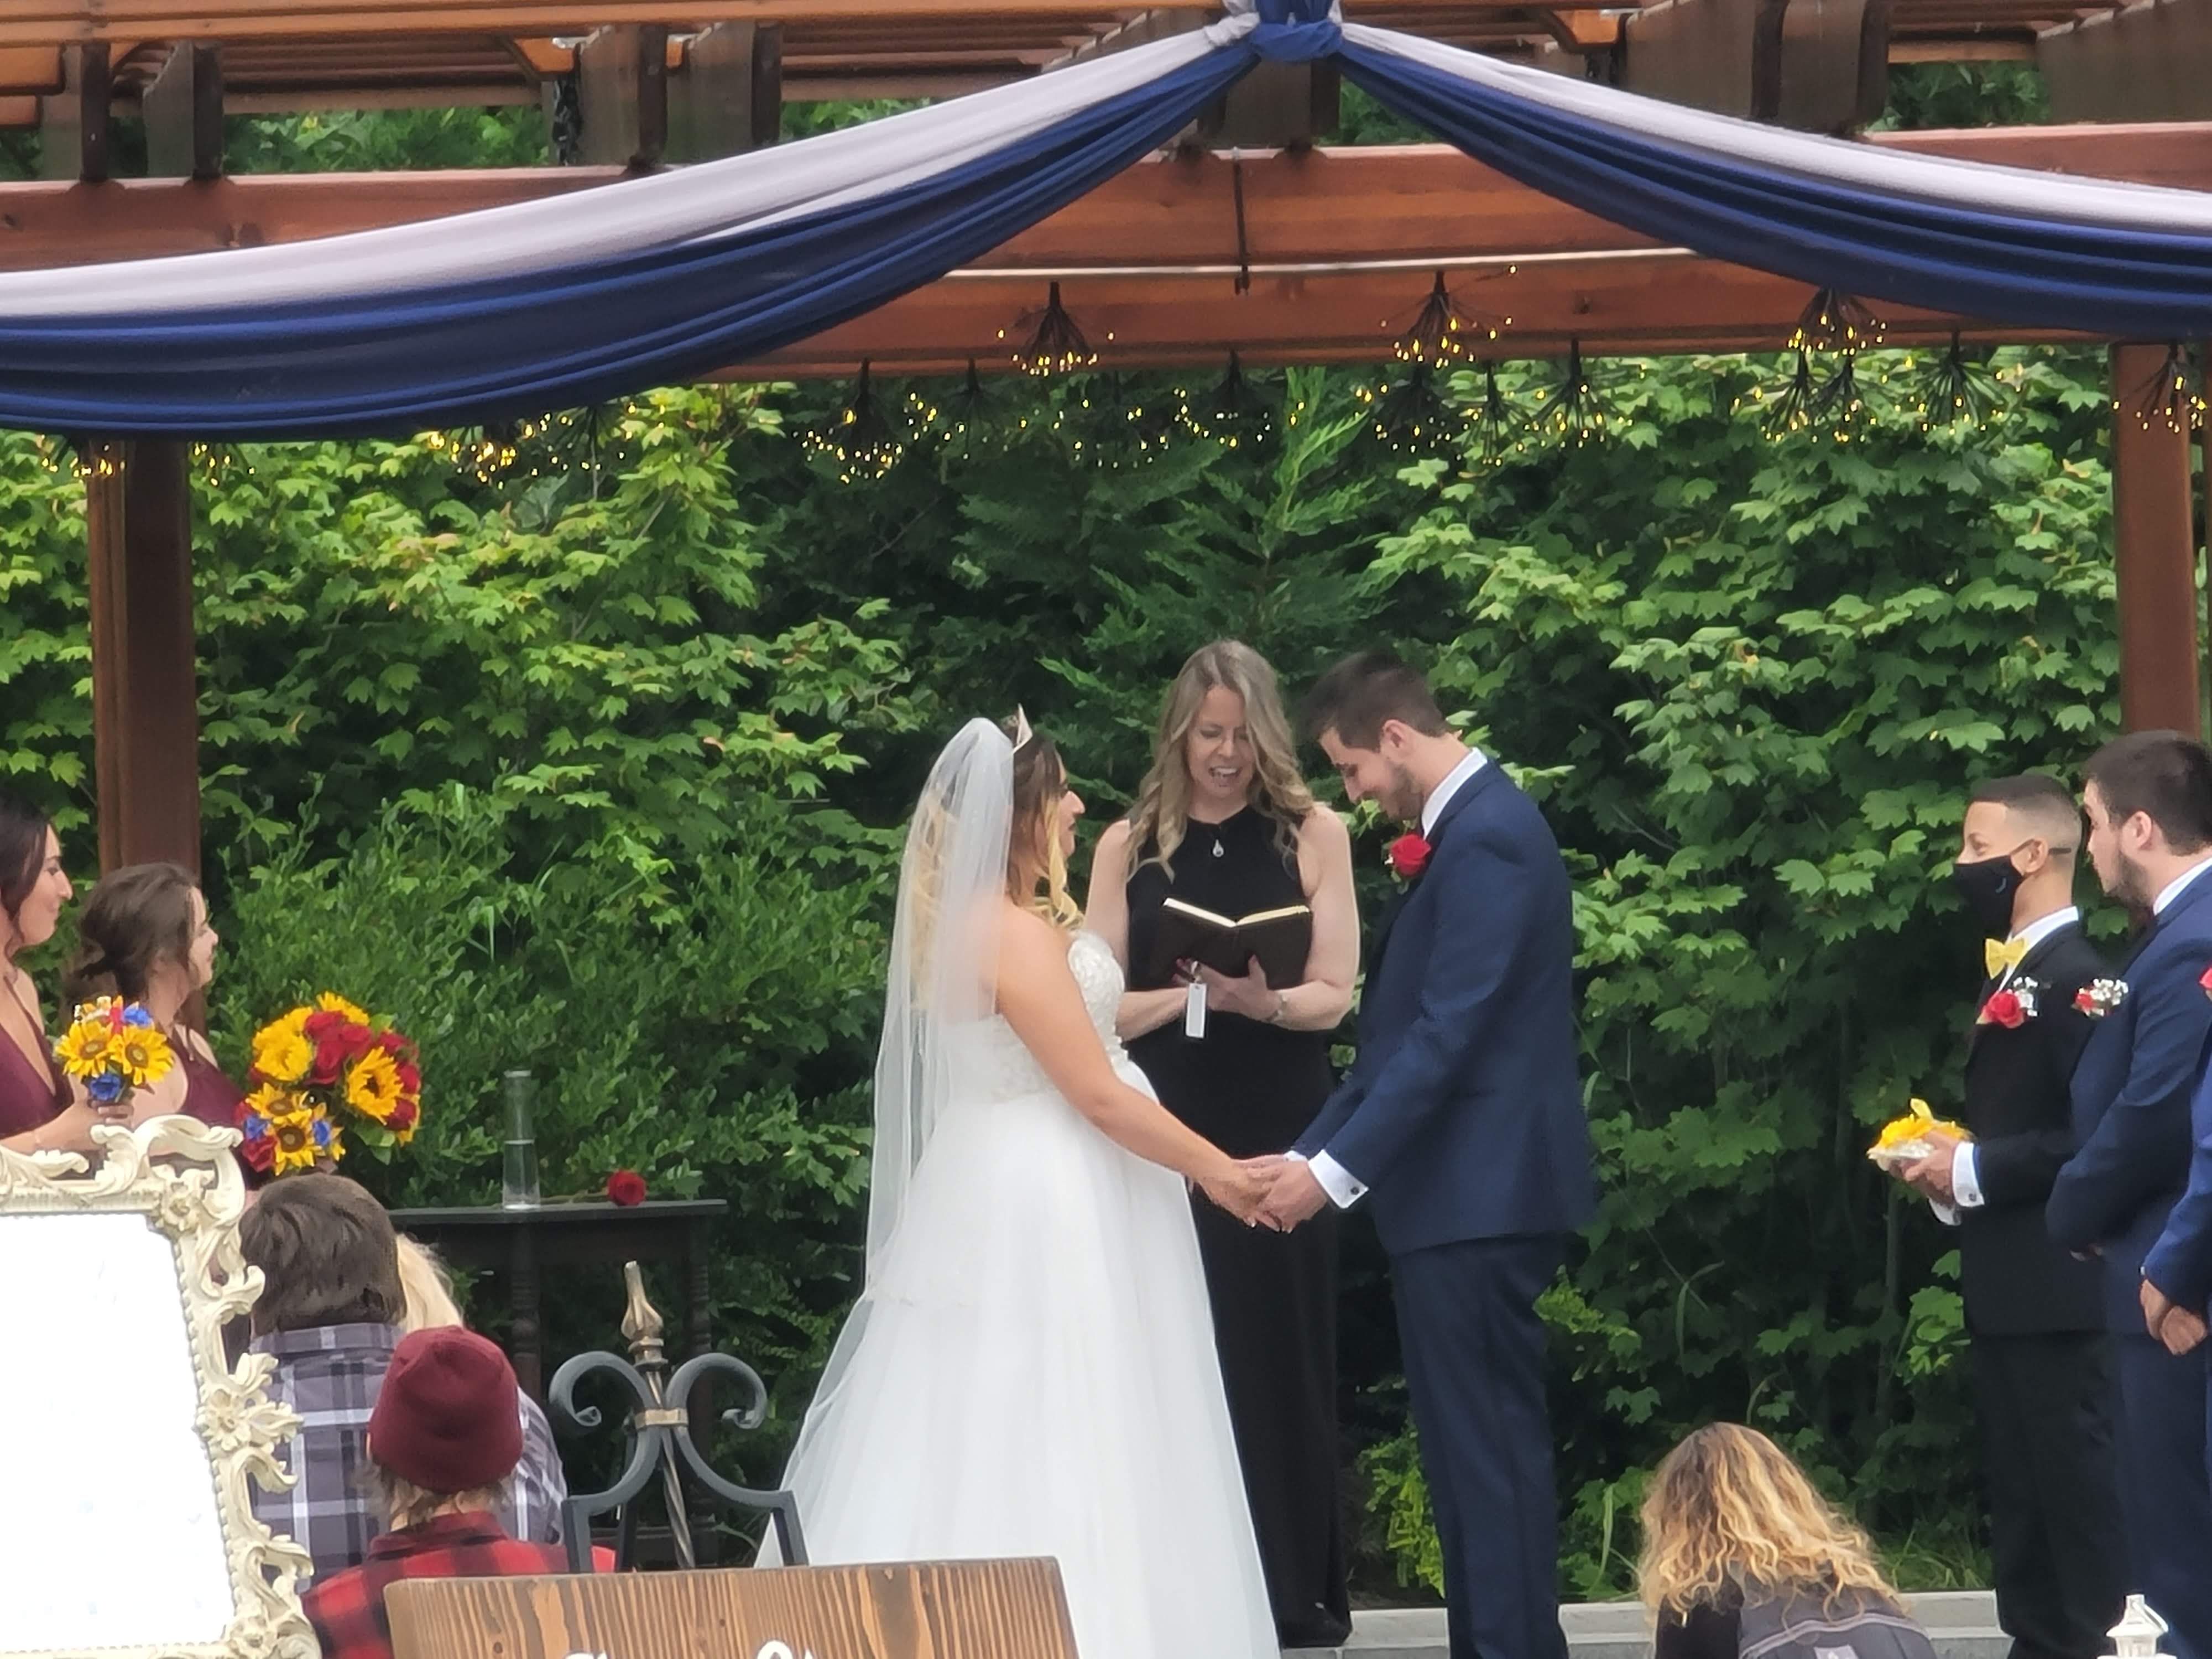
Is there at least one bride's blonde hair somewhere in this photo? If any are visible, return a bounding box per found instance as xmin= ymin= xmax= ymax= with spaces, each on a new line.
xmin=1010 ymin=722 xmax=1082 ymax=931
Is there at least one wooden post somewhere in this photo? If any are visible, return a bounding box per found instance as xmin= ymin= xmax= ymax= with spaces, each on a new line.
xmin=2111 ymin=342 xmax=2204 ymax=736
xmin=142 ymin=44 xmax=225 ymax=181
xmin=667 ymin=22 xmax=782 ymax=160
xmin=575 ymin=25 xmax=669 ymax=169
xmin=36 ymin=42 xmax=109 ymax=182
xmin=85 ymin=441 xmax=202 ymax=877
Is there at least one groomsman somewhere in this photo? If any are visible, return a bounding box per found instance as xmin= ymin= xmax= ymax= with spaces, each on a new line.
xmin=2048 ymin=731 xmax=2212 ymax=1659
xmin=1903 ymin=774 xmax=2123 ymax=1659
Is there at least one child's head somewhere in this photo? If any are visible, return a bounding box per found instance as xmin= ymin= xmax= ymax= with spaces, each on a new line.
xmin=1636 ymin=1423 xmax=1898 ymax=1615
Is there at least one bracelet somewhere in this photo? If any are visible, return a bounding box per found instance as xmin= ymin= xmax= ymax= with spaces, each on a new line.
xmin=1267 ymin=993 xmax=1289 ymax=1026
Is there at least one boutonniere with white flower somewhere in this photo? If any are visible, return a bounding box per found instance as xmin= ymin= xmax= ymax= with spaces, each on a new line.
xmin=2076 ymin=978 xmax=2130 ymax=1019
xmin=1978 ymin=977 xmax=2041 ymax=1029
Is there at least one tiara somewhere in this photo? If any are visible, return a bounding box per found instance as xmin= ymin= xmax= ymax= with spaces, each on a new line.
xmin=1010 ymin=707 xmax=1037 ymax=752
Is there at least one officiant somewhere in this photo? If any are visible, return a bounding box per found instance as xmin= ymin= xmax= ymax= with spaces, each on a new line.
xmin=1087 ymin=640 xmax=1360 ymax=1652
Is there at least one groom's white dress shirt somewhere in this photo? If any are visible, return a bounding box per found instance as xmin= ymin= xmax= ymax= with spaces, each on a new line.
xmin=1302 ymin=745 xmax=1490 ymax=1210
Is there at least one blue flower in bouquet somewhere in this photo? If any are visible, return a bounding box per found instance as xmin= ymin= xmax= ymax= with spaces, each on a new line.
xmin=85 ymin=1071 xmax=127 ymax=1105
xmin=119 ymin=1005 xmax=154 ymax=1030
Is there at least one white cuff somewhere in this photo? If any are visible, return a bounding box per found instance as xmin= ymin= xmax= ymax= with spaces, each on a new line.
xmin=1931 ymin=1199 xmax=1960 ymax=1227
xmin=1951 ymin=1144 xmax=1985 ymax=1210
xmin=1292 ymin=1150 xmax=1367 ymax=1209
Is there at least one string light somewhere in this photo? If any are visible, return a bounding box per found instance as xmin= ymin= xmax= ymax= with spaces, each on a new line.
xmin=1530 ymin=341 xmax=1622 ymax=449
xmin=1357 ymin=360 xmax=1463 ymax=453
xmin=1466 ymin=361 xmax=1531 ymax=465
xmin=1806 ymin=350 xmax=1870 ymax=442
xmin=802 ymin=361 xmax=905 ymax=482
xmin=1789 ymin=288 xmax=1885 ymax=354
xmin=2115 ymin=341 xmax=2205 ymax=435
xmin=1386 ymin=270 xmax=1510 ymax=364
xmin=1736 ymin=347 xmax=1820 ymax=437
xmin=1182 ymin=353 xmax=1274 ymax=450
xmin=1001 ymin=281 xmax=1108 ymax=376
xmin=909 ymin=361 xmax=995 ymax=461
xmin=1908 ymin=333 xmax=2004 ymax=431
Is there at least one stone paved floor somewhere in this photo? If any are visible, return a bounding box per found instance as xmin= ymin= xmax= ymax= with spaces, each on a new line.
xmin=1284 ymin=1590 xmax=2008 ymax=1659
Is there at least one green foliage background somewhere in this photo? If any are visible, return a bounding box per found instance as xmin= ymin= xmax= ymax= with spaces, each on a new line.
xmin=0 ymin=64 xmax=2141 ymax=1595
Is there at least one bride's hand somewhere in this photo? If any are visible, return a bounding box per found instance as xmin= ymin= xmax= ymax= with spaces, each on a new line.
xmin=1198 ymin=1159 xmax=1277 ymax=1229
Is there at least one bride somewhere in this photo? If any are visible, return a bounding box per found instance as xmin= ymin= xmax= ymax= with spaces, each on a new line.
xmin=763 ymin=715 xmax=1279 ymax=1658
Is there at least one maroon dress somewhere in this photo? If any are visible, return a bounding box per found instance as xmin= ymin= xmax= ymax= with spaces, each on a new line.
xmin=172 ymin=1038 xmax=246 ymax=1133
xmin=0 ymin=1022 xmax=68 ymax=1138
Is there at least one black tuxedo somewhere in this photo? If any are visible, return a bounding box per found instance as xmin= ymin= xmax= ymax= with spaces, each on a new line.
xmin=1957 ymin=920 xmax=2125 ymax=1659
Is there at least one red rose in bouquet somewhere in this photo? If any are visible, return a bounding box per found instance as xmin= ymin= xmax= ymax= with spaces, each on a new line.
xmin=1387 ymin=833 xmax=1433 ymax=880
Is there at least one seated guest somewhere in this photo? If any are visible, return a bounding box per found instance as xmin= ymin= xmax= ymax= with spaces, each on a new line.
xmin=239 ymin=1172 xmax=408 ymax=1585
xmin=1638 ymin=1424 xmax=1935 ymax=1659
xmin=66 ymin=862 xmax=244 ymax=1136
xmin=303 ymin=1328 xmax=571 ymax=1659
xmin=0 ymin=788 xmax=127 ymax=1154
xmin=393 ymin=1234 xmax=567 ymax=1545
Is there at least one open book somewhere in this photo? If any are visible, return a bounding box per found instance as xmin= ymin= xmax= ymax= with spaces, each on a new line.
xmin=1144 ymin=898 xmax=1313 ymax=989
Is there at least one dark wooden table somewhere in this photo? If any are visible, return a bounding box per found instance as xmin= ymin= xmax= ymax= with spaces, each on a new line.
xmin=388 ymin=1198 xmax=728 ymax=1402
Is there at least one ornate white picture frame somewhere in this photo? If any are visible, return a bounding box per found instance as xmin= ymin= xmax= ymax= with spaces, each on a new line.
xmin=0 ymin=1118 xmax=316 ymax=1659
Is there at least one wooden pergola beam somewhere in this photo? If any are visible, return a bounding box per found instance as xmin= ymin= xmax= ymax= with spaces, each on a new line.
xmin=0 ymin=124 xmax=2204 ymax=274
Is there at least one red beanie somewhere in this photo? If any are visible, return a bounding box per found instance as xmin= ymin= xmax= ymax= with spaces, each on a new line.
xmin=368 ymin=1327 xmax=523 ymax=1494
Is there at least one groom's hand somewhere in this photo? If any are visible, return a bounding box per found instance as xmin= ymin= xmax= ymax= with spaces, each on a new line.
xmin=1259 ymin=1161 xmax=1329 ymax=1231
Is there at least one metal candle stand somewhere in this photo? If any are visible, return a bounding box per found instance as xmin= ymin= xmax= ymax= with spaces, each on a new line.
xmin=550 ymin=1261 xmax=807 ymax=1572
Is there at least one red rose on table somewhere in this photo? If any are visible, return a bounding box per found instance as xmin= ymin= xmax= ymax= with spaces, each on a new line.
xmin=606 ymin=1169 xmax=648 ymax=1207
xmin=1387 ymin=833 xmax=1433 ymax=880
xmin=1981 ymin=989 xmax=2026 ymax=1029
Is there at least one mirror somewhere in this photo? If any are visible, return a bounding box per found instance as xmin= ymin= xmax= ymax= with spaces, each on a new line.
xmin=0 ymin=1119 xmax=316 ymax=1659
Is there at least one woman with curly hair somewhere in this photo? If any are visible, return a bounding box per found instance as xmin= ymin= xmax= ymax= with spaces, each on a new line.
xmin=1639 ymin=1423 xmax=1936 ymax=1658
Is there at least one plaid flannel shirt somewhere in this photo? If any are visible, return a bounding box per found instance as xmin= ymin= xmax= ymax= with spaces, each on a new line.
xmin=252 ymin=1323 xmax=568 ymax=1588
xmin=302 ymin=1511 xmax=570 ymax=1659
xmin=252 ymin=1322 xmax=400 ymax=1588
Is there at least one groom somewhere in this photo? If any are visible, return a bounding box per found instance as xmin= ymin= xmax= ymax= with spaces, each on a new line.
xmin=1259 ymin=652 xmax=1595 ymax=1659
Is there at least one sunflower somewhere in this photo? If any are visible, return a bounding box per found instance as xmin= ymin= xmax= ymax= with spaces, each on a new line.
xmin=265 ymin=1105 xmax=326 ymax=1175
xmin=345 ymin=1047 xmax=404 ymax=1124
xmin=111 ymin=1028 xmax=174 ymax=1088
xmin=53 ymin=1022 xmax=115 ymax=1078
xmin=316 ymin=992 xmax=371 ymax=1025
xmin=252 ymin=1009 xmax=314 ymax=1086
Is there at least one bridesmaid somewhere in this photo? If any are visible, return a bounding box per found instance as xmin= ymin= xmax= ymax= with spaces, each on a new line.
xmin=66 ymin=863 xmax=244 ymax=1135
xmin=1087 ymin=640 xmax=1360 ymax=1650
xmin=0 ymin=789 xmax=121 ymax=1155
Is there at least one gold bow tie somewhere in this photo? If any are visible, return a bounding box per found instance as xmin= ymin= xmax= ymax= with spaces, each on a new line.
xmin=1985 ymin=937 xmax=2029 ymax=977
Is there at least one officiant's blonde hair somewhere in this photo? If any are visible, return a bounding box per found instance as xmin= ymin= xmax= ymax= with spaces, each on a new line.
xmin=1127 ymin=640 xmax=1314 ymax=874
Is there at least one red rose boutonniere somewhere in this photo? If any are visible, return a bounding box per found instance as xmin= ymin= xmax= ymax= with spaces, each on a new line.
xmin=2200 ymin=964 xmax=2212 ymax=1001
xmin=1978 ymin=985 xmax=2032 ymax=1028
xmin=606 ymin=1169 xmax=648 ymax=1207
xmin=1387 ymin=833 xmax=1433 ymax=881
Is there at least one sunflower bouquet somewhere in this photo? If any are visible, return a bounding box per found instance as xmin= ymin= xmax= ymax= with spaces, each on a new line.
xmin=237 ymin=993 xmax=420 ymax=1177
xmin=54 ymin=998 xmax=176 ymax=1111
xmin=1867 ymin=1095 xmax=1970 ymax=1173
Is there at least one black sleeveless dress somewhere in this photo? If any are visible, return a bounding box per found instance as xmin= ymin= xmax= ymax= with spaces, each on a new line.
xmin=1125 ymin=807 xmax=1350 ymax=1648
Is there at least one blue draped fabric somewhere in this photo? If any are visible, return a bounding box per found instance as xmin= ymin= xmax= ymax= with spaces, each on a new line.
xmin=1 ymin=1 xmax=2210 ymax=438
xmin=1335 ymin=40 xmax=2212 ymax=340
xmin=0 ymin=48 xmax=1250 ymax=438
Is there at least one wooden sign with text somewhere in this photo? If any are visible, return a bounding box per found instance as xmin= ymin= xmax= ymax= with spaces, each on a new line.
xmin=386 ymin=1559 xmax=1081 ymax=1659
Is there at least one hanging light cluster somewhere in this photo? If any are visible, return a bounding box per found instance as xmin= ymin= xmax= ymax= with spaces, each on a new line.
xmin=1529 ymin=340 xmax=1630 ymax=449
xmin=802 ymin=362 xmax=905 ymax=482
xmin=1001 ymin=281 xmax=1107 ymax=377
xmin=1905 ymin=333 xmax=2007 ymax=432
xmin=1736 ymin=288 xmax=1887 ymax=441
xmin=2116 ymin=341 xmax=2206 ymax=436
xmin=1387 ymin=271 xmax=1511 ymax=365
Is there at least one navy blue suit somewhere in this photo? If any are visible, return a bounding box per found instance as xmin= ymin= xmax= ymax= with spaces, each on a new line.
xmin=1295 ymin=762 xmax=1596 ymax=1659
xmin=2048 ymin=870 xmax=2212 ymax=1659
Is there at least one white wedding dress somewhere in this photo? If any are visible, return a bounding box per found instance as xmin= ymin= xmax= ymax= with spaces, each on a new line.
xmin=765 ymin=927 xmax=1277 ymax=1659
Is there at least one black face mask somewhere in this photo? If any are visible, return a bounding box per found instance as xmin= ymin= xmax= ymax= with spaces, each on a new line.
xmin=1951 ymin=848 xmax=2028 ymax=937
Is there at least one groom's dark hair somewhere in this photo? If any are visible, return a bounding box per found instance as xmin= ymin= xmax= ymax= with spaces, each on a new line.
xmin=1301 ymin=652 xmax=1449 ymax=749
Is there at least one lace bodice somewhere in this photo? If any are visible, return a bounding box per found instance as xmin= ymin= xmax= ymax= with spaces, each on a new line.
xmin=959 ymin=931 xmax=1133 ymax=1107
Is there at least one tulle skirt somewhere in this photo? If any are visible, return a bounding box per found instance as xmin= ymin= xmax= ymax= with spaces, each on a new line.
xmin=763 ymin=1065 xmax=1277 ymax=1659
